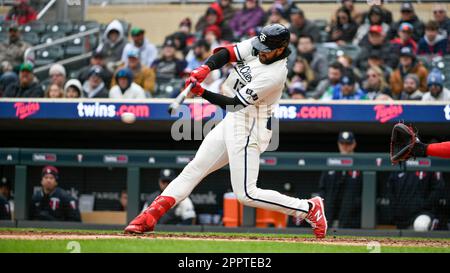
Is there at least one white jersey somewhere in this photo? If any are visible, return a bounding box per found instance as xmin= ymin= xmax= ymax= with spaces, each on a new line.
xmin=221 ymin=37 xmax=288 ymax=118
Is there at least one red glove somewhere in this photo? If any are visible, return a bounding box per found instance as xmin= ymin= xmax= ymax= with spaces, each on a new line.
xmin=186 ymin=77 xmax=205 ymax=96
xmin=185 ymin=65 xmax=210 ymax=89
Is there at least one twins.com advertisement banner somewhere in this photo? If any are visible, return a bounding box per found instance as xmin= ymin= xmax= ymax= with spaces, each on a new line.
xmin=1 ymin=100 xmax=449 ymax=123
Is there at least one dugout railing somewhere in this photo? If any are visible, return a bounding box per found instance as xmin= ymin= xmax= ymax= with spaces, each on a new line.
xmin=1 ymin=148 xmax=449 ymax=229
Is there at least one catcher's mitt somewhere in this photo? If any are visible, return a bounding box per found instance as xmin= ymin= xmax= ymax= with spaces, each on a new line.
xmin=390 ymin=123 xmax=427 ymax=164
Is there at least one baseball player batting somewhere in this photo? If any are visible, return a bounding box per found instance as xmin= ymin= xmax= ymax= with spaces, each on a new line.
xmin=124 ymin=24 xmax=327 ymax=238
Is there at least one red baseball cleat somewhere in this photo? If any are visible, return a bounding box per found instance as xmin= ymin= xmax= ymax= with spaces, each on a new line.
xmin=305 ymin=197 xmax=328 ymax=239
xmin=124 ymin=211 xmax=157 ymax=234
xmin=124 ymin=195 xmax=176 ymax=234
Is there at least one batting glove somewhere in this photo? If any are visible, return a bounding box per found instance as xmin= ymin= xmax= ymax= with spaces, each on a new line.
xmin=186 ymin=77 xmax=205 ymax=96
xmin=186 ymin=65 xmax=210 ymax=86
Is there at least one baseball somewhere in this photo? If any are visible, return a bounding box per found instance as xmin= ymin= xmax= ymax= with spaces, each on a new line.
xmin=121 ymin=112 xmax=136 ymax=124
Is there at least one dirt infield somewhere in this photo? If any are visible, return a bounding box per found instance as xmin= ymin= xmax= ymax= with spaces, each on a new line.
xmin=0 ymin=230 xmax=449 ymax=248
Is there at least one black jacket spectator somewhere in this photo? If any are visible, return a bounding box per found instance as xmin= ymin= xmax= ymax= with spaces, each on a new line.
xmin=328 ymin=7 xmax=358 ymax=44
xmin=389 ymin=2 xmax=425 ymax=42
xmin=356 ymin=27 xmax=398 ymax=71
xmin=387 ymin=171 xmax=444 ymax=229
xmin=289 ymin=8 xmax=320 ymax=43
xmin=319 ymin=170 xmax=362 ymax=229
xmin=3 ymin=81 xmax=42 ymax=98
xmin=31 ymin=187 xmax=81 ymax=222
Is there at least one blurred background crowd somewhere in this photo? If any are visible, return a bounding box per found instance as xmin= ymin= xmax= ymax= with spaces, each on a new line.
xmin=1 ymin=0 xmax=450 ymax=101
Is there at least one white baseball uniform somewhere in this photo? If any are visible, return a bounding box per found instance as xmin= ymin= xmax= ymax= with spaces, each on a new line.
xmin=162 ymin=37 xmax=311 ymax=218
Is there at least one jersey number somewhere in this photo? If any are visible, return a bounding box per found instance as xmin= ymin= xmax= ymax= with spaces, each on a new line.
xmin=233 ymin=79 xmax=246 ymax=92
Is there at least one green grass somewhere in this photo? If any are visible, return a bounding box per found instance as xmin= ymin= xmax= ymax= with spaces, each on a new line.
xmin=0 ymin=228 xmax=449 ymax=253
xmin=0 ymin=238 xmax=449 ymax=253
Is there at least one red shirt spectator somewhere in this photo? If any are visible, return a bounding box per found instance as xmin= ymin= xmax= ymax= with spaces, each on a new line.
xmin=6 ymin=0 xmax=37 ymax=25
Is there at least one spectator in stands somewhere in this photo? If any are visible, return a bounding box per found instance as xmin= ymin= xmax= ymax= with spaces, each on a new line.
xmin=64 ymin=79 xmax=82 ymax=99
xmin=270 ymin=0 xmax=298 ymax=22
xmin=390 ymin=2 xmax=424 ymax=42
xmin=310 ymin=61 xmax=344 ymax=99
xmin=399 ymin=73 xmax=423 ymax=100
xmin=185 ymin=39 xmax=211 ymax=73
xmin=78 ymin=51 xmax=113 ymax=89
xmin=264 ymin=4 xmax=290 ymax=27
xmin=31 ymin=166 xmax=81 ymax=222
xmin=296 ymin=35 xmax=327 ymax=81
xmin=337 ymin=54 xmax=362 ymax=84
xmin=353 ymin=5 xmax=390 ymax=46
xmin=82 ymin=65 xmax=109 ymax=98
xmin=5 ymin=0 xmax=37 ymax=25
xmin=288 ymin=7 xmax=320 ymax=43
xmin=48 ymin=64 xmax=66 ymax=89
xmin=422 ymin=69 xmax=450 ymax=101
xmin=287 ymin=81 xmax=308 ymax=100
xmin=203 ymin=25 xmax=223 ymax=51
xmin=113 ymin=48 xmax=155 ymax=96
xmin=390 ymin=47 xmax=428 ymax=96
xmin=96 ymin=19 xmax=127 ymax=72
xmin=196 ymin=0 xmax=236 ymax=31
xmin=152 ymin=39 xmax=187 ymax=97
xmin=330 ymin=0 xmax=363 ymax=26
xmin=229 ymin=0 xmax=264 ymax=40
xmin=287 ymin=56 xmax=315 ymax=92
xmin=0 ymin=177 xmax=12 ymax=220
xmin=327 ymin=7 xmax=358 ymax=45
xmin=142 ymin=169 xmax=196 ymax=225
xmin=432 ymin=4 xmax=450 ymax=38
xmin=3 ymin=63 xmax=42 ymax=98
xmin=321 ymin=72 xmax=367 ymax=101
xmin=109 ymin=68 xmax=146 ymax=99
xmin=165 ymin=18 xmax=196 ymax=57
xmin=365 ymin=50 xmax=393 ymax=81
xmin=195 ymin=5 xmax=234 ymax=42
xmin=121 ymin=27 xmax=157 ymax=68
xmin=391 ymin=22 xmax=418 ymax=54
xmin=0 ymin=61 xmax=18 ymax=97
xmin=360 ymin=0 xmax=393 ymax=25
xmin=356 ymin=25 xmax=397 ymax=71
xmin=362 ymin=66 xmax=391 ymax=100
xmin=44 ymin=83 xmax=64 ymax=99
xmin=0 ymin=24 xmax=31 ymax=69
xmin=387 ymin=170 xmax=444 ymax=230
xmin=417 ymin=20 xmax=447 ymax=57
xmin=319 ymin=131 xmax=362 ymax=229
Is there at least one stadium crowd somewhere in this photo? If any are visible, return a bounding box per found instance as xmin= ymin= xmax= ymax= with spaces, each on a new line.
xmin=1 ymin=0 xmax=450 ymax=101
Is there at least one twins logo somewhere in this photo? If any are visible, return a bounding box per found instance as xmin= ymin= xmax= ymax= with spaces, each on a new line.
xmin=259 ymin=33 xmax=267 ymax=42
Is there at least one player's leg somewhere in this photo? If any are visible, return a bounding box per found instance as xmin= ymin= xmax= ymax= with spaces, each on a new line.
xmin=226 ymin=117 xmax=327 ymax=238
xmin=124 ymin=121 xmax=229 ymax=233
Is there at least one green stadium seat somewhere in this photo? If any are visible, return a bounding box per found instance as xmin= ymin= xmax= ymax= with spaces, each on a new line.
xmin=22 ymin=32 xmax=40 ymax=45
xmin=47 ymin=22 xmax=73 ymax=35
xmin=40 ymin=32 xmax=66 ymax=44
xmin=313 ymin=19 xmax=328 ymax=32
xmin=34 ymin=46 xmax=64 ymax=66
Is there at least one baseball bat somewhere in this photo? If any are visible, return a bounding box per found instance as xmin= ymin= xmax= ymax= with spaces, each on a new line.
xmin=168 ymin=83 xmax=194 ymax=114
